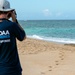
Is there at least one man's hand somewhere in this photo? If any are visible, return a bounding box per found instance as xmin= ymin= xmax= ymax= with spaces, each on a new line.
xmin=11 ymin=11 xmax=17 ymax=22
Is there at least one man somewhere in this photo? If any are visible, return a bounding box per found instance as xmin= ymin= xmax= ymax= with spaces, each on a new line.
xmin=0 ymin=0 xmax=26 ymax=75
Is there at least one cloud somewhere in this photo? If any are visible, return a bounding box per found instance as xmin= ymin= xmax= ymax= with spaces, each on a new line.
xmin=56 ymin=12 xmax=62 ymax=17
xmin=43 ymin=9 xmax=52 ymax=16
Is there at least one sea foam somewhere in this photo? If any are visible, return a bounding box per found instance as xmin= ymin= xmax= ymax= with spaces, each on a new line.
xmin=27 ymin=35 xmax=75 ymax=44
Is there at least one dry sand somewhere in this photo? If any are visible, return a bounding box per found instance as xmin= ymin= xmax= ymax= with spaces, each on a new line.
xmin=17 ymin=38 xmax=75 ymax=75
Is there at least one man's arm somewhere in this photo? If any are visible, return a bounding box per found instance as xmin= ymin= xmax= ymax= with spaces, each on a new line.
xmin=11 ymin=10 xmax=26 ymax=40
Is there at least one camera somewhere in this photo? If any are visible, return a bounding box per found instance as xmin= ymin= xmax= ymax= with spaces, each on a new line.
xmin=7 ymin=10 xmax=17 ymax=18
xmin=7 ymin=13 xmax=11 ymax=18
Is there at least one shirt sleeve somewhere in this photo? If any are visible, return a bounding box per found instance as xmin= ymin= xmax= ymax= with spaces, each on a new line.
xmin=12 ymin=22 xmax=26 ymax=41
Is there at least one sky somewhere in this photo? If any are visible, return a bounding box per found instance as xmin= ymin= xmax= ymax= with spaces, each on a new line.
xmin=8 ymin=0 xmax=75 ymax=20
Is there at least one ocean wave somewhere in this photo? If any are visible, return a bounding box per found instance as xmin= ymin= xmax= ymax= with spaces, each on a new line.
xmin=27 ymin=35 xmax=75 ymax=44
xmin=28 ymin=35 xmax=43 ymax=40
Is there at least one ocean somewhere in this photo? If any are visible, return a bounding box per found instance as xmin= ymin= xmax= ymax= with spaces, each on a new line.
xmin=19 ymin=20 xmax=75 ymax=44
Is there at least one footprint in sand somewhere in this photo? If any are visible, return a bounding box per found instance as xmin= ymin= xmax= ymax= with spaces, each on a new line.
xmin=59 ymin=57 xmax=64 ymax=60
xmin=59 ymin=52 xmax=64 ymax=55
xmin=59 ymin=54 xmax=64 ymax=60
xmin=55 ymin=60 xmax=59 ymax=65
xmin=59 ymin=52 xmax=65 ymax=60
xmin=48 ymin=66 xmax=53 ymax=71
xmin=41 ymin=66 xmax=53 ymax=75
xmin=49 ymin=66 xmax=52 ymax=68
xmin=41 ymin=72 xmax=45 ymax=75
xmin=59 ymin=55 xmax=63 ymax=58
xmin=49 ymin=69 xmax=52 ymax=71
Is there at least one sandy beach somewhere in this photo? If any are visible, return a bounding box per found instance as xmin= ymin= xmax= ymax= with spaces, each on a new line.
xmin=17 ymin=38 xmax=75 ymax=75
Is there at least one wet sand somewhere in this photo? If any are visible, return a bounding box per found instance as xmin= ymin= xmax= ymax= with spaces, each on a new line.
xmin=17 ymin=38 xmax=75 ymax=75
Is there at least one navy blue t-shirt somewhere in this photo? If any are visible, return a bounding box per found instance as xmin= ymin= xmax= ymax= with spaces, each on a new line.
xmin=0 ymin=19 xmax=25 ymax=74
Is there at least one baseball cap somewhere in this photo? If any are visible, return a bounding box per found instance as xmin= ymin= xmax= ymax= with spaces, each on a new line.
xmin=0 ymin=0 xmax=14 ymax=12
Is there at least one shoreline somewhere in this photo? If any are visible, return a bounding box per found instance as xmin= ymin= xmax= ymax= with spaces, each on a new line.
xmin=27 ymin=36 xmax=75 ymax=44
xmin=17 ymin=38 xmax=75 ymax=75
xmin=17 ymin=38 xmax=75 ymax=55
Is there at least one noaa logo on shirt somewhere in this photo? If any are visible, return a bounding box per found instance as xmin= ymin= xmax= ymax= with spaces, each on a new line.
xmin=0 ymin=30 xmax=10 ymax=36
xmin=0 ymin=30 xmax=10 ymax=43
